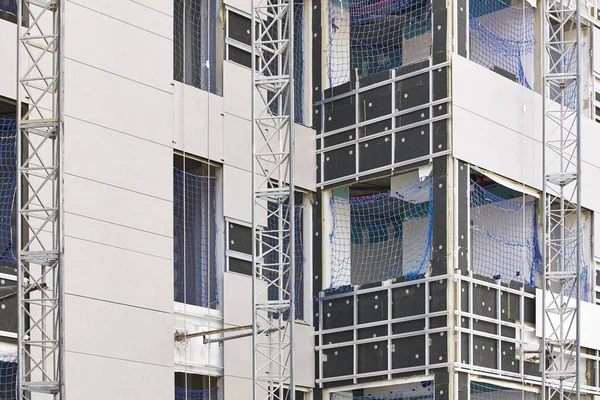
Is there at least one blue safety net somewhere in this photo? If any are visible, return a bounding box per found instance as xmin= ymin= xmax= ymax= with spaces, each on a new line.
xmin=264 ymin=202 xmax=305 ymax=321
xmin=294 ymin=3 xmax=305 ymax=124
xmin=0 ymin=354 xmax=17 ymax=400
xmin=331 ymin=381 xmax=434 ymax=399
xmin=326 ymin=0 xmax=432 ymax=88
xmin=0 ymin=118 xmax=17 ymax=269
xmin=560 ymin=225 xmax=590 ymax=302
xmin=175 ymin=387 xmax=218 ymax=400
xmin=547 ymin=43 xmax=579 ymax=110
xmin=470 ymin=181 xmax=542 ymax=285
xmin=174 ymin=168 xmax=218 ymax=308
xmin=471 ymin=382 xmax=538 ymax=399
xmin=174 ymin=0 xmax=216 ymax=93
xmin=328 ymin=176 xmax=432 ymax=291
xmin=468 ymin=0 xmax=535 ymax=88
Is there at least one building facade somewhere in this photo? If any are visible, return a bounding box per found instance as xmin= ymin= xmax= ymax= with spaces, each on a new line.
xmin=0 ymin=0 xmax=600 ymax=398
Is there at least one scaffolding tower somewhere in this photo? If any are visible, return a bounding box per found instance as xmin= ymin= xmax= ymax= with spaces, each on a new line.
xmin=251 ymin=0 xmax=296 ymax=397
xmin=541 ymin=0 xmax=582 ymax=395
xmin=16 ymin=0 xmax=64 ymax=398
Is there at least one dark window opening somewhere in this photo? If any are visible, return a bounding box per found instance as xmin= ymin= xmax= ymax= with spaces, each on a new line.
xmin=173 ymin=155 xmax=219 ymax=308
xmin=174 ymin=0 xmax=217 ymax=93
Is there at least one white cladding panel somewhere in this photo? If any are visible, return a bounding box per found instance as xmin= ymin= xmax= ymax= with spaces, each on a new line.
xmin=65 ymin=351 xmax=173 ymax=400
xmin=65 ymin=3 xmax=172 ymax=92
xmin=64 ymin=174 xmax=172 ymax=237
xmin=223 ymin=61 xmax=252 ymax=121
xmin=64 ymin=117 xmax=172 ymax=200
xmin=64 ymin=59 xmax=173 ymax=146
xmin=64 ymin=212 xmax=172 ymax=260
xmin=453 ymin=54 xmax=600 ymax=212
xmin=0 ymin=20 xmax=16 ymax=100
xmin=224 ymin=114 xmax=252 ymax=172
xmin=64 ymin=236 xmax=173 ymax=312
xmin=65 ymin=0 xmax=173 ymax=38
xmin=65 ymin=294 xmax=173 ymax=366
xmin=223 ymin=165 xmax=253 ymax=223
xmin=173 ymin=82 xmax=225 ymax=162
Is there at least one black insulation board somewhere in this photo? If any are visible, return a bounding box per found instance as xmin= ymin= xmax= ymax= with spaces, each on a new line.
xmin=394 ymin=125 xmax=430 ymax=163
xmin=430 ymin=330 xmax=448 ymax=364
xmin=430 ymin=279 xmax=447 ymax=312
xmin=360 ymin=119 xmax=392 ymax=138
xmin=323 ymin=330 xmax=353 ymax=345
xmin=433 ymin=368 xmax=450 ymax=400
xmin=358 ymin=135 xmax=392 ymax=172
xmin=457 ymin=161 xmax=469 ymax=272
xmin=358 ymin=325 xmax=387 ymax=340
xmin=358 ymin=290 xmax=388 ymax=324
xmin=324 ymin=96 xmax=355 ymax=132
xmin=358 ymin=69 xmax=392 ymax=87
xmin=432 ymin=9 xmax=448 ymax=65
xmin=473 ymin=281 xmax=497 ymax=319
xmin=457 ymin=373 xmax=469 ymax=398
xmin=392 ymin=335 xmax=426 ymax=369
xmin=432 ymin=66 xmax=448 ymax=101
xmin=323 ymin=296 xmax=354 ymax=330
xmin=395 ymin=72 xmax=429 ymax=111
xmin=396 ymin=107 xmax=429 ymax=128
xmin=431 ymin=157 xmax=447 ymax=276
xmin=432 ymin=120 xmax=448 ymax=153
xmin=323 ymin=145 xmax=356 ymax=182
xmin=472 ymin=335 xmax=497 ymax=370
xmin=461 ymin=281 xmax=469 ymax=312
xmin=358 ymin=340 xmax=388 ymax=373
xmin=228 ymin=222 xmax=252 ymax=255
xmin=0 ymin=277 xmax=17 ymax=334
xmin=322 ymin=346 xmax=353 ymax=378
xmin=501 ymin=341 xmax=519 ymax=373
xmin=392 ymin=318 xmax=426 ymax=334
xmin=392 ymin=282 xmax=425 ymax=317
xmin=460 ymin=334 xmax=470 ymax=364
xmin=359 ymin=85 xmax=392 ymax=122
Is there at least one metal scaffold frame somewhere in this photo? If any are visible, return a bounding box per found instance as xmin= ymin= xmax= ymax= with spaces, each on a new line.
xmin=16 ymin=0 xmax=64 ymax=398
xmin=541 ymin=0 xmax=582 ymax=394
xmin=251 ymin=0 xmax=296 ymax=397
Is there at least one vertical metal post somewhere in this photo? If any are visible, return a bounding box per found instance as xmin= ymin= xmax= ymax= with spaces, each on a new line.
xmin=251 ymin=0 xmax=296 ymax=396
xmin=541 ymin=0 xmax=582 ymax=393
xmin=16 ymin=0 xmax=64 ymax=398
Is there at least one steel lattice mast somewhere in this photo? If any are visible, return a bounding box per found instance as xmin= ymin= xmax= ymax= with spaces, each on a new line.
xmin=541 ymin=0 xmax=582 ymax=393
xmin=16 ymin=0 xmax=64 ymax=398
xmin=251 ymin=0 xmax=296 ymax=397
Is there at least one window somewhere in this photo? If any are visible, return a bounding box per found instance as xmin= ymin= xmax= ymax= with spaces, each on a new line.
xmin=0 ymin=0 xmax=17 ymax=24
xmin=328 ymin=171 xmax=433 ymax=290
xmin=226 ymin=220 xmax=253 ymax=276
xmin=173 ymin=156 xmax=219 ymax=308
xmin=226 ymin=192 xmax=307 ymax=321
xmin=174 ymin=0 xmax=217 ymax=93
xmin=174 ymin=372 xmax=218 ymax=400
xmin=225 ymin=9 xmax=254 ymax=69
xmin=0 ymin=114 xmax=17 ymax=272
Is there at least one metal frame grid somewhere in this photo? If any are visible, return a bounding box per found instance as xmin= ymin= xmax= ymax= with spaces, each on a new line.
xmin=314 ymin=276 xmax=452 ymax=386
xmin=314 ymin=62 xmax=452 ymax=188
xmin=541 ymin=0 xmax=583 ymax=393
xmin=16 ymin=0 xmax=64 ymax=398
xmin=251 ymin=0 xmax=296 ymax=397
